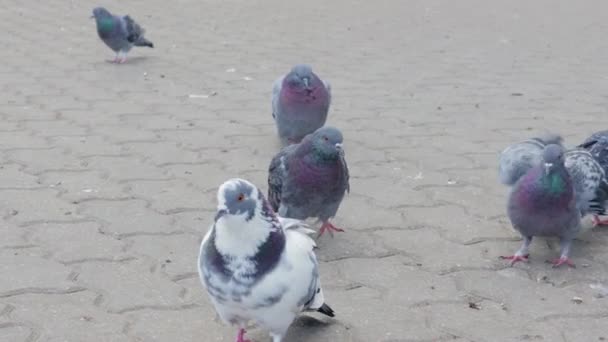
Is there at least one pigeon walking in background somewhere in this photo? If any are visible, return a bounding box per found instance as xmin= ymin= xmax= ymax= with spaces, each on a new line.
xmin=499 ymin=133 xmax=608 ymax=267
xmin=578 ymin=130 xmax=608 ymax=175
xmin=198 ymin=179 xmax=334 ymax=342
xmin=91 ymin=7 xmax=154 ymax=63
xmin=272 ymin=65 xmax=331 ymax=145
xmin=268 ymin=126 xmax=349 ymax=237
xmin=577 ymin=130 xmax=608 ymax=224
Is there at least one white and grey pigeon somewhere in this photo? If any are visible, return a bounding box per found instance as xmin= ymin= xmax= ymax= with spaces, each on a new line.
xmin=268 ymin=126 xmax=350 ymax=237
xmin=498 ymin=133 xmax=608 ymax=267
xmin=198 ymin=178 xmax=335 ymax=342
xmin=91 ymin=7 xmax=154 ymax=63
xmin=272 ymin=64 xmax=331 ymax=145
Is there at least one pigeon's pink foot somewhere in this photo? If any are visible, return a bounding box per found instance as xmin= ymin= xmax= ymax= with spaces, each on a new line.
xmin=592 ymin=215 xmax=608 ymax=226
xmin=500 ymin=254 xmax=529 ymax=266
xmin=236 ymin=328 xmax=251 ymax=342
xmin=318 ymin=222 xmax=345 ymax=238
xmin=118 ymin=57 xmax=127 ymax=64
xmin=549 ymin=257 xmax=576 ymax=268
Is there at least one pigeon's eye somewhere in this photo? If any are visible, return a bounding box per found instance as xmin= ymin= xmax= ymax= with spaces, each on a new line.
xmin=323 ymin=136 xmax=329 ymax=141
xmin=237 ymin=194 xmax=245 ymax=202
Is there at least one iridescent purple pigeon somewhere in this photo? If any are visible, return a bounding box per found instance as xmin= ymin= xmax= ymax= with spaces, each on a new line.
xmin=272 ymin=65 xmax=331 ymax=145
xmin=91 ymin=7 xmax=154 ymax=63
xmin=268 ymin=126 xmax=349 ymax=237
xmin=499 ymin=134 xmax=608 ymax=268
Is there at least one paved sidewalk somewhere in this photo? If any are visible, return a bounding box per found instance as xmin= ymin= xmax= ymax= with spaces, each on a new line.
xmin=1 ymin=0 xmax=608 ymax=341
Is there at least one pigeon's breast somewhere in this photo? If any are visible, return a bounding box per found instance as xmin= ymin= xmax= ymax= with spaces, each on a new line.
xmin=293 ymin=158 xmax=343 ymax=193
xmin=508 ymin=173 xmax=578 ymax=236
xmin=201 ymin=229 xmax=286 ymax=305
xmin=279 ymin=87 xmax=330 ymax=115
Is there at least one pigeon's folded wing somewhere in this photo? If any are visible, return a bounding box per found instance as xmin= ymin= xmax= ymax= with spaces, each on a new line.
xmin=565 ymin=149 xmax=608 ymax=215
xmin=277 ymin=216 xmax=315 ymax=239
xmin=271 ymin=76 xmax=284 ymax=119
xmin=122 ymin=15 xmax=145 ymax=43
xmin=268 ymin=145 xmax=296 ymax=212
xmin=339 ymin=150 xmax=350 ymax=193
xmin=323 ymin=79 xmax=331 ymax=104
xmin=578 ymin=132 xmax=608 ymax=176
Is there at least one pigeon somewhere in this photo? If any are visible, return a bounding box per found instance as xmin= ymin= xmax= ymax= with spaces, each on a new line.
xmin=198 ymin=178 xmax=335 ymax=342
xmin=577 ymin=130 xmax=608 ymax=224
xmin=91 ymin=7 xmax=154 ymax=63
xmin=498 ymin=134 xmax=608 ymax=267
xmin=578 ymin=130 xmax=608 ymax=175
xmin=268 ymin=126 xmax=349 ymax=237
xmin=272 ymin=65 xmax=331 ymax=145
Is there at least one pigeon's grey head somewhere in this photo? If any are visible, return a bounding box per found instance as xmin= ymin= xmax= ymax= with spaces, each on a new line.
xmin=215 ymin=178 xmax=261 ymax=224
xmin=284 ymin=64 xmax=317 ymax=93
xmin=213 ymin=179 xmax=280 ymax=256
xmin=542 ymin=144 xmax=565 ymax=175
xmin=307 ymin=126 xmax=344 ymax=160
xmin=91 ymin=7 xmax=112 ymax=19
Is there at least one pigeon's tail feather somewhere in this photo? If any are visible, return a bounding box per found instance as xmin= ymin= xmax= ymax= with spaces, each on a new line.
xmin=134 ymin=37 xmax=154 ymax=48
xmin=316 ymin=303 xmax=335 ymax=317
xmin=589 ymin=180 xmax=608 ymax=216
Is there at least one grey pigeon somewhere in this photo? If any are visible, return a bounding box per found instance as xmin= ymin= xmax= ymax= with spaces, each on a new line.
xmin=268 ymin=126 xmax=349 ymax=237
xmin=578 ymin=130 xmax=608 ymax=175
xmin=198 ymin=178 xmax=334 ymax=342
xmin=577 ymin=130 xmax=608 ymax=224
xmin=272 ymin=65 xmax=331 ymax=145
xmin=499 ymin=134 xmax=608 ymax=267
xmin=91 ymin=7 xmax=154 ymax=63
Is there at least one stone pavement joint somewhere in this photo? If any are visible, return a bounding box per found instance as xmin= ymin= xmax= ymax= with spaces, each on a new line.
xmin=1 ymin=0 xmax=608 ymax=341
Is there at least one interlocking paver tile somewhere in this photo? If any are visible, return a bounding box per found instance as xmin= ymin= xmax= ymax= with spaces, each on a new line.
xmin=26 ymin=222 xmax=128 ymax=264
xmin=2 ymin=0 xmax=608 ymax=341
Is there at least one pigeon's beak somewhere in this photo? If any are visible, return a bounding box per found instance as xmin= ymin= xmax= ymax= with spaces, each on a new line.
xmin=544 ymin=162 xmax=553 ymax=175
xmin=214 ymin=209 xmax=228 ymax=222
xmin=335 ymin=143 xmax=343 ymax=150
xmin=302 ymin=77 xmax=313 ymax=92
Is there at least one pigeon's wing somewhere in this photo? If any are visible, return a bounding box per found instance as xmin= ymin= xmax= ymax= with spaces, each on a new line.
xmin=271 ymin=76 xmax=284 ymax=119
xmin=565 ymin=149 xmax=608 ymax=215
xmin=590 ymin=180 xmax=608 ymax=216
xmin=197 ymin=225 xmax=222 ymax=296
xmin=245 ymin=219 xmax=333 ymax=327
xmin=578 ymin=132 xmax=608 ymax=175
xmin=268 ymin=145 xmax=296 ymax=212
xmin=279 ymin=220 xmax=332 ymax=315
xmin=322 ymin=79 xmax=331 ymax=105
xmin=277 ymin=216 xmax=316 ymax=239
xmin=122 ymin=15 xmax=145 ymax=43
xmin=499 ymin=134 xmax=563 ymax=186
xmin=499 ymin=140 xmax=545 ymax=185
xmin=339 ymin=150 xmax=350 ymax=193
